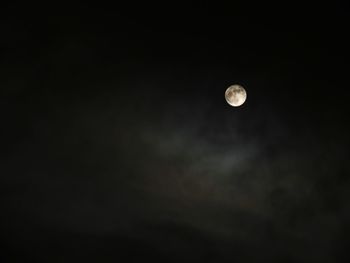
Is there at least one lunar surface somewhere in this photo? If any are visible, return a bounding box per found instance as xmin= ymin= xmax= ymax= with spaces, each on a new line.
xmin=225 ymin=85 xmax=247 ymax=107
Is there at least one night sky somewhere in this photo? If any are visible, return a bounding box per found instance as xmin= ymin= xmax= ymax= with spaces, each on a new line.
xmin=1 ymin=2 xmax=350 ymax=262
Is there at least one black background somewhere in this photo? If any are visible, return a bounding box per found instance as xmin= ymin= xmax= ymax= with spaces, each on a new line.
xmin=1 ymin=2 xmax=350 ymax=262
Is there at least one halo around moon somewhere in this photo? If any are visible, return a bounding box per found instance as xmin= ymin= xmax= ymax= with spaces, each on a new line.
xmin=225 ymin=85 xmax=247 ymax=107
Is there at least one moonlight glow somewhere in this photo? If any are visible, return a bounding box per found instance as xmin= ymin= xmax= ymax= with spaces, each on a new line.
xmin=225 ymin=85 xmax=247 ymax=107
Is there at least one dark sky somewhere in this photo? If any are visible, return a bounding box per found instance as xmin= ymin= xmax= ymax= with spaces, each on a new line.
xmin=1 ymin=2 xmax=350 ymax=262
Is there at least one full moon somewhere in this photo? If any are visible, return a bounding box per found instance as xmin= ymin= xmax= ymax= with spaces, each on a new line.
xmin=225 ymin=85 xmax=247 ymax=107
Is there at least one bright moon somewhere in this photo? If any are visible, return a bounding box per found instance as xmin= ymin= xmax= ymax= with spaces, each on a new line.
xmin=225 ymin=85 xmax=247 ymax=107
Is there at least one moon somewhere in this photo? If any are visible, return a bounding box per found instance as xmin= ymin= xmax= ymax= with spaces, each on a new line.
xmin=225 ymin=85 xmax=247 ymax=107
